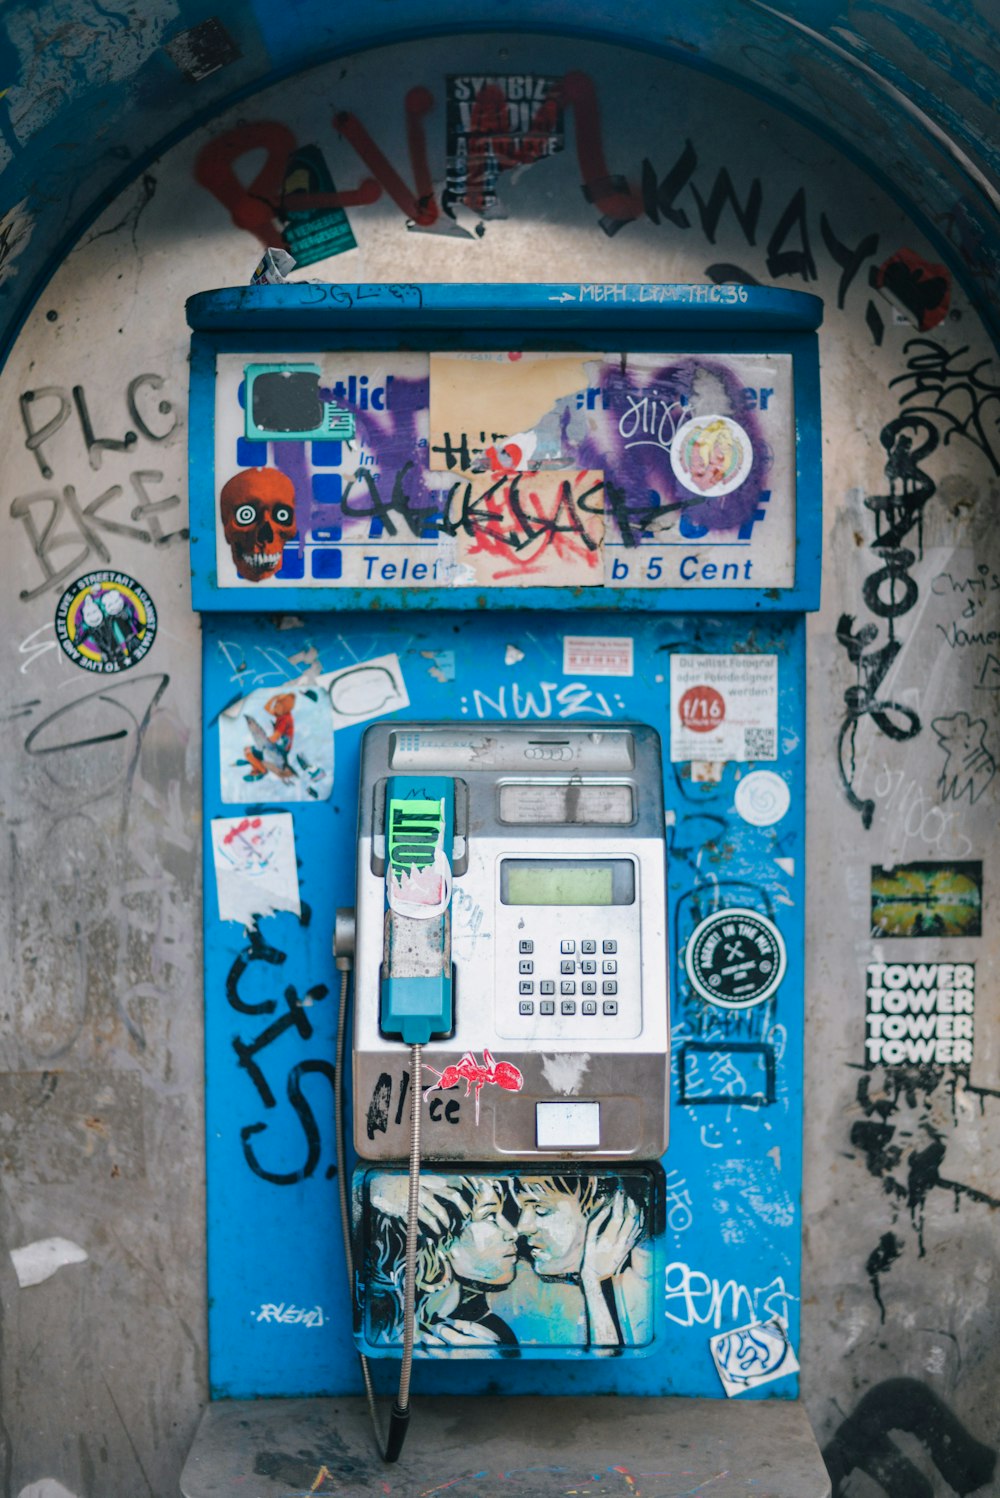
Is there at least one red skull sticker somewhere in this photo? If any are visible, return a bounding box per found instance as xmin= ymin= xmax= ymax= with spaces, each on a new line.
xmin=220 ymin=467 xmax=297 ymax=581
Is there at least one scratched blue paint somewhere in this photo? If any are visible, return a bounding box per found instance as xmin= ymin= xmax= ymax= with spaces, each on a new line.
xmin=202 ymin=606 xmax=805 ymax=1399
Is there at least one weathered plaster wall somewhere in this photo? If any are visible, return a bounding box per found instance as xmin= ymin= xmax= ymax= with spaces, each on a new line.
xmin=0 ymin=33 xmax=997 ymax=1498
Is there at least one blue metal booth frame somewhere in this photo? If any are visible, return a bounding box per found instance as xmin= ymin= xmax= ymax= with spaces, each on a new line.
xmin=189 ymin=282 xmax=821 ymax=1401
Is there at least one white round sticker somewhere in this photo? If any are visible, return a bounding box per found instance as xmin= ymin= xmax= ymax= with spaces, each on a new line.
xmin=734 ymin=770 xmax=790 ymax=827
xmin=670 ymin=413 xmax=754 ymax=497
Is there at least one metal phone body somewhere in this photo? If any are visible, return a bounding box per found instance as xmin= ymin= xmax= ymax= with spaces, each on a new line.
xmin=352 ymin=722 xmax=669 ymax=1162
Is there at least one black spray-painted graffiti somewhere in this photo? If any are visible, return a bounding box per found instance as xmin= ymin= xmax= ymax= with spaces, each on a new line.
xmin=9 ymin=671 xmax=172 ymax=1056
xmin=837 ymin=415 xmax=940 ymax=828
xmin=225 ymin=910 xmax=336 ymax=1185
xmin=851 ymin=1071 xmax=1000 ymax=1263
xmin=13 ymin=374 xmax=185 ymax=601
xmin=823 ymin=1378 xmax=996 ymax=1498
xmin=640 ymin=139 xmax=898 ymax=344
xmin=890 ymin=338 xmax=1000 ymax=476
xmin=931 ymin=713 xmax=996 ymax=805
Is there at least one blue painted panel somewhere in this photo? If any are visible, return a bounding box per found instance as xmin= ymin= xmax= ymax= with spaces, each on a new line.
xmin=202 ymin=607 xmax=805 ymax=1399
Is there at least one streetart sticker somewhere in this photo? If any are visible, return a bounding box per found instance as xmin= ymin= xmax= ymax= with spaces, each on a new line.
xmin=670 ymin=413 xmax=754 ymax=498
xmin=709 ymin=1316 xmax=799 ymax=1397
xmin=54 ymin=570 xmax=157 ymax=673
xmin=670 ymin=654 xmax=778 ymax=762
xmin=865 ymin=962 xmax=974 ymax=1067
xmin=562 ymin=635 xmax=634 ymax=677
xmin=386 ymin=791 xmax=451 ymax=919
xmin=423 ymin=1049 xmax=524 ymax=1124
xmin=685 ymin=907 xmax=787 ymax=1009
xmin=444 ymin=75 xmax=564 ymax=222
xmin=734 ymin=770 xmax=791 ymax=827
xmin=219 ymin=684 xmax=333 ymax=804
xmin=210 ymin=812 xmax=301 ymax=925
xmin=870 ymin=861 xmax=982 ymax=938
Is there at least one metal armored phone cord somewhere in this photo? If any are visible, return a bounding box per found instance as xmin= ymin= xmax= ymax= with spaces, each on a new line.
xmin=334 ymin=952 xmax=420 ymax=1464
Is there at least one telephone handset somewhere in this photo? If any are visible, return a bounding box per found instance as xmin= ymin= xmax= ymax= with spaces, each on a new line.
xmin=353 ymin=722 xmax=669 ymax=1162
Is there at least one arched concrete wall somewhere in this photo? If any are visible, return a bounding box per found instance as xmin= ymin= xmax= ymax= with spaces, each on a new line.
xmin=0 ymin=3 xmax=997 ymax=366
xmin=0 ymin=31 xmax=998 ymax=1498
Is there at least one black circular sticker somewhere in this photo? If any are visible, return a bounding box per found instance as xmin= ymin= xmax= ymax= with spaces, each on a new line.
xmin=54 ymin=570 xmax=157 ymax=673
xmin=684 ymin=907 xmax=786 ymax=1009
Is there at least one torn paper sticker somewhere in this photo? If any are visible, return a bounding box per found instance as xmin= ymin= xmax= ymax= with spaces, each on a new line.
xmin=11 ymin=1236 xmax=88 ymax=1288
xmin=318 ymin=653 xmax=410 ymax=729
xmin=562 ymin=635 xmax=633 ymax=677
xmin=211 ymin=813 xmax=301 ymax=924
xmin=670 ymin=654 xmax=777 ymax=763
xmin=709 ymin=1316 xmax=799 ymax=1396
xmin=219 ymin=684 xmax=332 ymax=803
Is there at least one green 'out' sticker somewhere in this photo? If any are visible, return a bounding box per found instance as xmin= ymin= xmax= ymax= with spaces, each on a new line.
xmin=388 ymin=797 xmax=444 ymax=876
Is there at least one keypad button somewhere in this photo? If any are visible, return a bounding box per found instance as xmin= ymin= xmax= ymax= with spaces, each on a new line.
xmin=582 ymin=980 xmax=597 ymax=995
xmin=603 ymin=979 xmax=618 ymax=995
xmin=560 ymin=959 xmax=575 ymax=975
xmin=582 ymin=1000 xmax=597 ymax=1016
xmin=581 ymin=959 xmax=596 ymax=974
xmin=581 ymin=939 xmax=596 ymax=954
xmin=519 ymin=959 xmax=534 ymax=974
xmin=560 ymin=939 xmax=576 ymax=954
xmin=540 ymin=980 xmax=555 ymax=995
xmin=519 ymin=980 xmax=534 ymax=995
xmin=602 ymin=959 xmax=617 ymax=974
xmin=561 ymin=1000 xmax=577 ymax=1015
xmin=519 ymin=939 xmax=534 ymax=954
xmin=603 ymin=939 xmax=617 ymax=953
xmin=560 ymin=979 xmax=576 ymax=995
xmin=603 ymin=999 xmax=618 ymax=1016
xmin=540 ymin=1000 xmax=555 ymax=1016
xmin=519 ymin=1000 xmax=534 ymax=1015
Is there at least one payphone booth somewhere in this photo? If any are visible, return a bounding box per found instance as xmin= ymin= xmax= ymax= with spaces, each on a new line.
xmin=182 ymin=284 xmax=830 ymax=1494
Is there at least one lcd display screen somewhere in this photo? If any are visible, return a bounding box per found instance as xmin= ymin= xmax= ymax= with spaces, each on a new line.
xmin=500 ymin=859 xmax=635 ymax=906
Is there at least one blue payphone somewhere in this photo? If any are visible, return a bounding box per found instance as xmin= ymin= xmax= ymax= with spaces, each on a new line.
xmin=189 ymin=284 xmax=820 ymax=1431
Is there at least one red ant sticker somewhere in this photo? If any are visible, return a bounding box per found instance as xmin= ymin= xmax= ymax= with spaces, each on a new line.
xmin=423 ymin=1049 xmax=523 ymax=1124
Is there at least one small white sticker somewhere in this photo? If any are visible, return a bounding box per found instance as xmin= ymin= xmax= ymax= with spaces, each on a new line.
xmin=709 ymin=1317 xmax=800 ymax=1396
xmin=317 ymin=652 xmax=410 ymax=729
xmin=211 ymin=812 xmax=301 ymax=925
xmin=670 ymin=654 xmax=777 ymax=763
xmin=562 ymin=635 xmax=634 ymax=677
xmin=10 ymin=1237 xmax=88 ymax=1288
xmin=734 ymin=770 xmax=790 ymax=826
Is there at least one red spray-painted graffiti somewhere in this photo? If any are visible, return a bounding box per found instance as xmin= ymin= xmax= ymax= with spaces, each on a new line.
xmin=194 ymin=73 xmax=640 ymax=247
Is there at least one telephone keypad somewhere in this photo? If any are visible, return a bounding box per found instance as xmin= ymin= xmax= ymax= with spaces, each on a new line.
xmin=503 ymin=927 xmax=637 ymax=1037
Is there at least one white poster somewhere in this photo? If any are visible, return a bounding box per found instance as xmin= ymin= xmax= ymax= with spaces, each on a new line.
xmin=670 ymin=654 xmax=778 ymax=762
